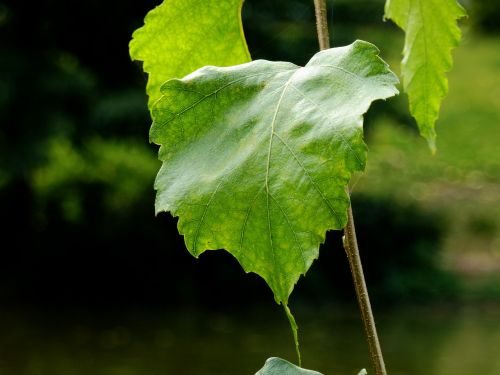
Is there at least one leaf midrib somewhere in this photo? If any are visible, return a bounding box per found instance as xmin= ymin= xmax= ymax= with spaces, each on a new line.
xmin=264 ymin=73 xmax=296 ymax=284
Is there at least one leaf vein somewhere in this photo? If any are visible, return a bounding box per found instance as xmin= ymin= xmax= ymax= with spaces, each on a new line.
xmin=162 ymin=70 xmax=295 ymax=126
xmin=239 ymin=187 xmax=264 ymax=257
xmin=272 ymin=132 xmax=344 ymax=227
xmin=289 ymin=83 xmax=365 ymax=169
xmin=265 ymin=72 xmax=296 ymax=281
xmin=268 ymin=193 xmax=307 ymax=269
xmin=192 ymin=177 xmax=225 ymax=254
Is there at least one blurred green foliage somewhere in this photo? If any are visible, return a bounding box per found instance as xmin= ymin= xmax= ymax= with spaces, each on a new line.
xmin=32 ymin=137 xmax=159 ymax=222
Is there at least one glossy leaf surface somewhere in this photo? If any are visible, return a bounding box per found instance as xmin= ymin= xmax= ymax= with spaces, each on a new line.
xmin=151 ymin=40 xmax=398 ymax=304
xmin=130 ymin=0 xmax=251 ymax=109
xmin=385 ymin=0 xmax=466 ymax=151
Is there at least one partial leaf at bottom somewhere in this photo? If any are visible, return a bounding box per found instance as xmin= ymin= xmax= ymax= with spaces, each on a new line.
xmin=151 ymin=40 xmax=398 ymax=304
xmin=255 ymin=357 xmax=323 ymax=375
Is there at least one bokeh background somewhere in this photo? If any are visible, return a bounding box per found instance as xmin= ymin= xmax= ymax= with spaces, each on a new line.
xmin=1 ymin=0 xmax=499 ymax=374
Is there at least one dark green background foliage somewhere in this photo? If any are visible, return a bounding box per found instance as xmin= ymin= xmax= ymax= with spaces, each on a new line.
xmin=0 ymin=0 xmax=495 ymax=309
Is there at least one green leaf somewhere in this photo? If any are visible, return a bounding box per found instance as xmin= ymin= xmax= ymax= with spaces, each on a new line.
xmin=255 ymin=358 xmax=366 ymax=375
xmin=129 ymin=0 xmax=251 ymax=109
xmin=255 ymin=357 xmax=323 ymax=375
xmin=151 ymin=40 xmax=398 ymax=304
xmin=385 ymin=0 xmax=466 ymax=151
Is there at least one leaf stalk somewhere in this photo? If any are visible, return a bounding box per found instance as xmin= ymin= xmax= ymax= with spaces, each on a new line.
xmin=284 ymin=303 xmax=302 ymax=367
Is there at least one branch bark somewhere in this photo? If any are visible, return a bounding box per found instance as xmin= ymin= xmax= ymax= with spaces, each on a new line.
xmin=343 ymin=204 xmax=387 ymax=375
xmin=313 ymin=0 xmax=330 ymax=50
xmin=312 ymin=1 xmax=388 ymax=374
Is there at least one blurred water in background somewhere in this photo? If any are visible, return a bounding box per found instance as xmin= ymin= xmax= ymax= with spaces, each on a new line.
xmin=1 ymin=305 xmax=500 ymax=375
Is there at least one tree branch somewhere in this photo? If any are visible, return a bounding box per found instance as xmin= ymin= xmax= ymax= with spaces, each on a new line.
xmin=343 ymin=204 xmax=387 ymax=375
xmin=312 ymin=1 xmax=388 ymax=374
xmin=313 ymin=0 xmax=330 ymax=49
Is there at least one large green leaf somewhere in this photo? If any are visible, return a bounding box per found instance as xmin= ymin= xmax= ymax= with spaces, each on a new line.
xmin=129 ymin=0 xmax=251 ymax=109
xmin=255 ymin=357 xmax=323 ymax=375
xmin=151 ymin=40 xmax=398 ymax=304
xmin=385 ymin=0 xmax=466 ymax=151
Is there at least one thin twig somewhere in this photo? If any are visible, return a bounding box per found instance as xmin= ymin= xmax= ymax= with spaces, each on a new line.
xmin=343 ymin=204 xmax=387 ymax=375
xmin=313 ymin=0 xmax=330 ymax=49
xmin=311 ymin=1 xmax=388 ymax=374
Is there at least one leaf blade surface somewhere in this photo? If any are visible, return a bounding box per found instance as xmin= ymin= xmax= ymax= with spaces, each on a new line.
xmin=151 ymin=41 xmax=398 ymax=303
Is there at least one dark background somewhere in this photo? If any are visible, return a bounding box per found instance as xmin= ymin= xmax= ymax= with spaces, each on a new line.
xmin=0 ymin=0 xmax=495 ymax=311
